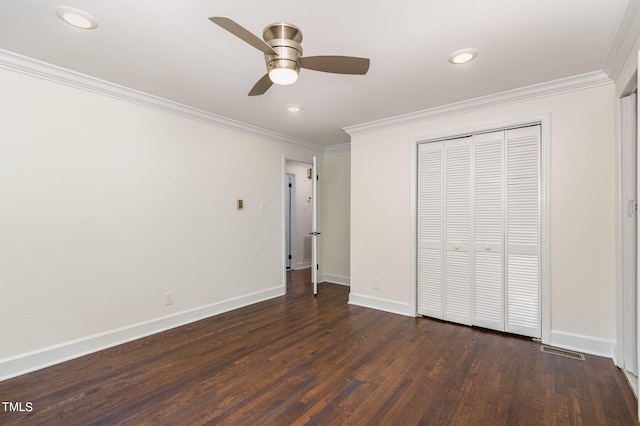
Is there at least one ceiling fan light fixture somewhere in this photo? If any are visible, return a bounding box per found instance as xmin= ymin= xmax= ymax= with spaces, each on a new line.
xmin=269 ymin=67 xmax=299 ymax=86
xmin=55 ymin=7 xmax=98 ymax=29
xmin=448 ymin=48 xmax=478 ymax=64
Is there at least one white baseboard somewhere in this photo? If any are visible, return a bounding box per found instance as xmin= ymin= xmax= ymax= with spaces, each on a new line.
xmin=549 ymin=330 xmax=615 ymax=359
xmin=321 ymin=274 xmax=350 ymax=286
xmin=624 ymin=370 xmax=638 ymax=399
xmin=294 ymin=262 xmax=311 ymax=270
xmin=0 ymin=286 xmax=285 ymax=382
xmin=348 ymin=293 xmax=414 ymax=317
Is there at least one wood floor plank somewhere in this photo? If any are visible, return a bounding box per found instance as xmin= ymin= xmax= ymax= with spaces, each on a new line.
xmin=0 ymin=269 xmax=637 ymax=425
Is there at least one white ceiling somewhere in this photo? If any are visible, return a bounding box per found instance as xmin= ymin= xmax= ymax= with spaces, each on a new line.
xmin=0 ymin=0 xmax=630 ymax=147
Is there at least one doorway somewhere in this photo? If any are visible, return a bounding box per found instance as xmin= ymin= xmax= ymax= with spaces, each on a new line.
xmin=284 ymin=157 xmax=320 ymax=295
xmin=285 ymin=160 xmax=314 ymax=271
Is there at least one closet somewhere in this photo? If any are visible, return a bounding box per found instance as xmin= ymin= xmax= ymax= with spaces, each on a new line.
xmin=417 ymin=125 xmax=541 ymax=338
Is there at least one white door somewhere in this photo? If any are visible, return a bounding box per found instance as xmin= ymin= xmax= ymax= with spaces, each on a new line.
xmin=504 ymin=126 xmax=541 ymax=338
xmin=443 ymin=138 xmax=472 ymax=325
xmin=311 ymin=156 xmax=321 ymax=295
xmin=417 ymin=125 xmax=541 ymax=338
xmin=417 ymin=136 xmax=473 ymax=322
xmin=473 ymin=131 xmax=505 ymax=331
xmin=417 ymin=141 xmax=445 ymax=318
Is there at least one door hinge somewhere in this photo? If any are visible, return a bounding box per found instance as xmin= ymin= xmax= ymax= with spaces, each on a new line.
xmin=317 ymin=264 xmax=319 ymax=270
xmin=289 ymin=183 xmax=292 ymax=188
xmin=288 ymin=255 xmax=292 ymax=260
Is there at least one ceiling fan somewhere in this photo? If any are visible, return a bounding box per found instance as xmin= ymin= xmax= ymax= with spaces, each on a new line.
xmin=209 ymin=17 xmax=370 ymax=96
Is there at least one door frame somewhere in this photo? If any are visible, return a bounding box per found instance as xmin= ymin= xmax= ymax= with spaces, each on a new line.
xmin=410 ymin=114 xmax=551 ymax=343
xmin=614 ymin=67 xmax=639 ymax=397
xmin=617 ymin=92 xmax=638 ymax=395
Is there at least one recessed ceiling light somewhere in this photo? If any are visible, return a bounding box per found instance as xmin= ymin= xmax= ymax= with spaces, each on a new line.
xmin=287 ymin=105 xmax=302 ymax=113
xmin=56 ymin=7 xmax=98 ymax=30
xmin=448 ymin=48 xmax=478 ymax=64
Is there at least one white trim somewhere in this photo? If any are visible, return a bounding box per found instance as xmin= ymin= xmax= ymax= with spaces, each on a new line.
xmin=0 ymin=286 xmax=284 ymax=382
xmin=348 ymin=293 xmax=414 ymax=317
xmin=344 ymin=71 xmax=610 ymax=136
xmin=615 ymin=96 xmax=625 ymax=368
xmin=282 ymin=155 xmax=289 ymax=289
xmin=604 ymin=0 xmax=640 ymax=89
xmin=411 ymin=114 xmax=551 ymax=343
xmin=540 ymin=116 xmax=552 ymax=345
xmin=0 ymin=48 xmax=323 ymax=152
xmin=409 ymin=136 xmax=418 ymax=317
xmin=294 ymin=261 xmax=312 ymax=270
xmin=624 ymin=370 xmax=639 ymax=399
xmin=321 ymin=274 xmax=350 ymax=286
xmin=549 ymin=330 xmax=615 ymax=359
xmin=324 ymin=143 xmax=350 ymax=152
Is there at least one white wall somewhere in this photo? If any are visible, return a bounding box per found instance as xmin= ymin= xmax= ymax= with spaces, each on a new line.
xmin=286 ymin=161 xmax=313 ymax=269
xmin=321 ymin=146 xmax=351 ymax=285
xmin=350 ymin=83 xmax=617 ymax=355
xmin=0 ymin=65 xmax=324 ymax=378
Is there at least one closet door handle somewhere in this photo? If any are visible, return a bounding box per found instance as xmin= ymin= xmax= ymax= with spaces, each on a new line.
xmin=485 ymin=246 xmax=491 ymax=251
xmin=454 ymin=245 xmax=460 ymax=250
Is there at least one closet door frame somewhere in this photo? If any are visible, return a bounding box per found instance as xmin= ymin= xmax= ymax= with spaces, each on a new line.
xmin=410 ymin=114 xmax=551 ymax=344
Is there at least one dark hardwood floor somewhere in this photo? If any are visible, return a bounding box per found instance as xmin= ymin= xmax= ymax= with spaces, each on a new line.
xmin=1 ymin=269 xmax=637 ymax=425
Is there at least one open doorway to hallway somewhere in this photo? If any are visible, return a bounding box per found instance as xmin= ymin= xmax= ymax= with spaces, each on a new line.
xmin=285 ymin=160 xmax=314 ymax=273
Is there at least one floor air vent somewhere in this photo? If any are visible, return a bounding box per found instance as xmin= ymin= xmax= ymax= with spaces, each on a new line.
xmin=540 ymin=345 xmax=585 ymax=361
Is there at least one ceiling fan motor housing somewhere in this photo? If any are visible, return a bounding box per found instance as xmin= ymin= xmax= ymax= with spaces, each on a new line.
xmin=263 ymin=23 xmax=303 ymax=76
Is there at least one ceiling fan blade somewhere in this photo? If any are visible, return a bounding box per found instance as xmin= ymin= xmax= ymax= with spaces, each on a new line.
xmin=300 ymin=56 xmax=370 ymax=75
xmin=209 ymin=17 xmax=277 ymax=56
xmin=248 ymin=74 xmax=273 ymax=96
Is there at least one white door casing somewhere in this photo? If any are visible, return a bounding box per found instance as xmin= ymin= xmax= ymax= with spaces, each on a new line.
xmin=311 ymin=156 xmax=320 ymax=295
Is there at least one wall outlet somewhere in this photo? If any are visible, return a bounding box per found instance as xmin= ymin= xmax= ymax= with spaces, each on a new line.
xmin=372 ymin=279 xmax=380 ymax=289
xmin=164 ymin=291 xmax=173 ymax=306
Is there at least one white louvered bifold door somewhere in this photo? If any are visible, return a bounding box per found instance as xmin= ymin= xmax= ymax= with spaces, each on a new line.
xmin=417 ymin=142 xmax=444 ymax=318
xmin=472 ymin=131 xmax=505 ymax=331
xmin=505 ymin=126 xmax=541 ymax=338
xmin=417 ymin=125 xmax=540 ymax=337
xmin=443 ymin=138 xmax=472 ymax=325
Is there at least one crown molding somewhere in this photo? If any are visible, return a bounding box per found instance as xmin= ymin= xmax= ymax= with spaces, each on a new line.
xmin=344 ymin=70 xmax=612 ymax=136
xmin=324 ymin=143 xmax=350 ymax=152
xmin=0 ymin=49 xmax=322 ymax=152
xmin=604 ymin=0 xmax=640 ymax=89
